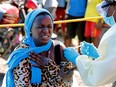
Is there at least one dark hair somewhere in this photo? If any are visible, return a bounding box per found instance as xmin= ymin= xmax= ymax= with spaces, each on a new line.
xmin=102 ymin=0 xmax=116 ymax=8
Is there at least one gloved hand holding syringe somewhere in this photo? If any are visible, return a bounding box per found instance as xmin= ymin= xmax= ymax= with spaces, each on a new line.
xmin=63 ymin=41 xmax=100 ymax=65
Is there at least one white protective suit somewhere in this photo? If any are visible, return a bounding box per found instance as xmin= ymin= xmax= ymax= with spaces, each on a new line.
xmin=76 ymin=23 xmax=116 ymax=86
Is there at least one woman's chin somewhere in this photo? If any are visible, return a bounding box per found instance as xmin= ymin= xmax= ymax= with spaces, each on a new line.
xmin=41 ymin=39 xmax=50 ymax=44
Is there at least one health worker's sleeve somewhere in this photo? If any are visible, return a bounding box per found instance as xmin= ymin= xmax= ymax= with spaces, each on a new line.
xmin=75 ymin=24 xmax=116 ymax=86
xmin=76 ymin=55 xmax=116 ymax=86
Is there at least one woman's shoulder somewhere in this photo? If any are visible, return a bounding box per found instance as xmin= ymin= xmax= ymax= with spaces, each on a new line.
xmin=52 ymin=39 xmax=65 ymax=48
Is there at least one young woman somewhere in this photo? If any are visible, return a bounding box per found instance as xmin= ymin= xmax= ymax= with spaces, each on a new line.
xmin=2 ymin=8 xmax=77 ymax=87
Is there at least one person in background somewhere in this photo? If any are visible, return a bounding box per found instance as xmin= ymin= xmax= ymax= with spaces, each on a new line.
xmin=43 ymin=0 xmax=58 ymax=20
xmin=64 ymin=0 xmax=116 ymax=86
xmin=0 ymin=3 xmax=20 ymax=55
xmin=84 ymin=0 xmax=102 ymax=47
xmin=54 ymin=0 xmax=67 ymax=40
xmin=64 ymin=0 xmax=87 ymax=47
xmin=2 ymin=8 xmax=78 ymax=87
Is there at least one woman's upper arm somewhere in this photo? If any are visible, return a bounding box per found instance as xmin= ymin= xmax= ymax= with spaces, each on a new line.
xmin=59 ymin=41 xmax=67 ymax=61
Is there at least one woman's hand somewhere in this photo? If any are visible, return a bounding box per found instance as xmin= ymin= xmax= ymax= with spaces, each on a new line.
xmin=29 ymin=52 xmax=51 ymax=68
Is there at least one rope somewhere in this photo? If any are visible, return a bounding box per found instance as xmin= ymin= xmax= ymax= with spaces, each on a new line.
xmin=0 ymin=24 xmax=24 ymax=28
xmin=0 ymin=16 xmax=103 ymax=28
xmin=54 ymin=16 xmax=103 ymax=24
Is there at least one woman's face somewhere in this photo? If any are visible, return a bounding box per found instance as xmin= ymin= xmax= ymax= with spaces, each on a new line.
xmin=31 ymin=14 xmax=53 ymax=46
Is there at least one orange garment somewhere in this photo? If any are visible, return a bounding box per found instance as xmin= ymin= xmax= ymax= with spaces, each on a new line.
xmin=85 ymin=21 xmax=101 ymax=38
xmin=55 ymin=7 xmax=66 ymax=33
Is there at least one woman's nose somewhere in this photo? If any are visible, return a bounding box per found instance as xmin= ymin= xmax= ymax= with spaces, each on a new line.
xmin=42 ymin=27 xmax=49 ymax=32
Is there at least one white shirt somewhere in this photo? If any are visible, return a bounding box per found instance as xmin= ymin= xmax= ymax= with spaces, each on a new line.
xmin=43 ymin=0 xmax=58 ymax=8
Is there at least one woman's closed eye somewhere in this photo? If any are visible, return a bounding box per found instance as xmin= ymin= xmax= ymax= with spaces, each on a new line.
xmin=35 ymin=25 xmax=52 ymax=30
xmin=47 ymin=25 xmax=52 ymax=29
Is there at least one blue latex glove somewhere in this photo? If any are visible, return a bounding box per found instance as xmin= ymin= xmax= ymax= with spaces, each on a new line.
xmin=80 ymin=41 xmax=100 ymax=59
xmin=64 ymin=47 xmax=80 ymax=65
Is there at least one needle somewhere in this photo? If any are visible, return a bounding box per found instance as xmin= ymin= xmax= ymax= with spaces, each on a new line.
xmin=73 ymin=45 xmax=81 ymax=50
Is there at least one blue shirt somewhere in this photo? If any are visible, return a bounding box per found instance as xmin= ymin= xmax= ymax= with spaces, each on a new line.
xmin=66 ymin=0 xmax=87 ymax=17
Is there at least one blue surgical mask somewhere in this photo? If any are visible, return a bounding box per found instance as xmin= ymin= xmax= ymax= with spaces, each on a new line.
xmin=104 ymin=15 xmax=115 ymax=26
xmin=104 ymin=11 xmax=116 ymax=26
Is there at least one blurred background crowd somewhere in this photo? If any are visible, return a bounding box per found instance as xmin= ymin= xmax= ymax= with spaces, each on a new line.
xmin=0 ymin=0 xmax=110 ymax=58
